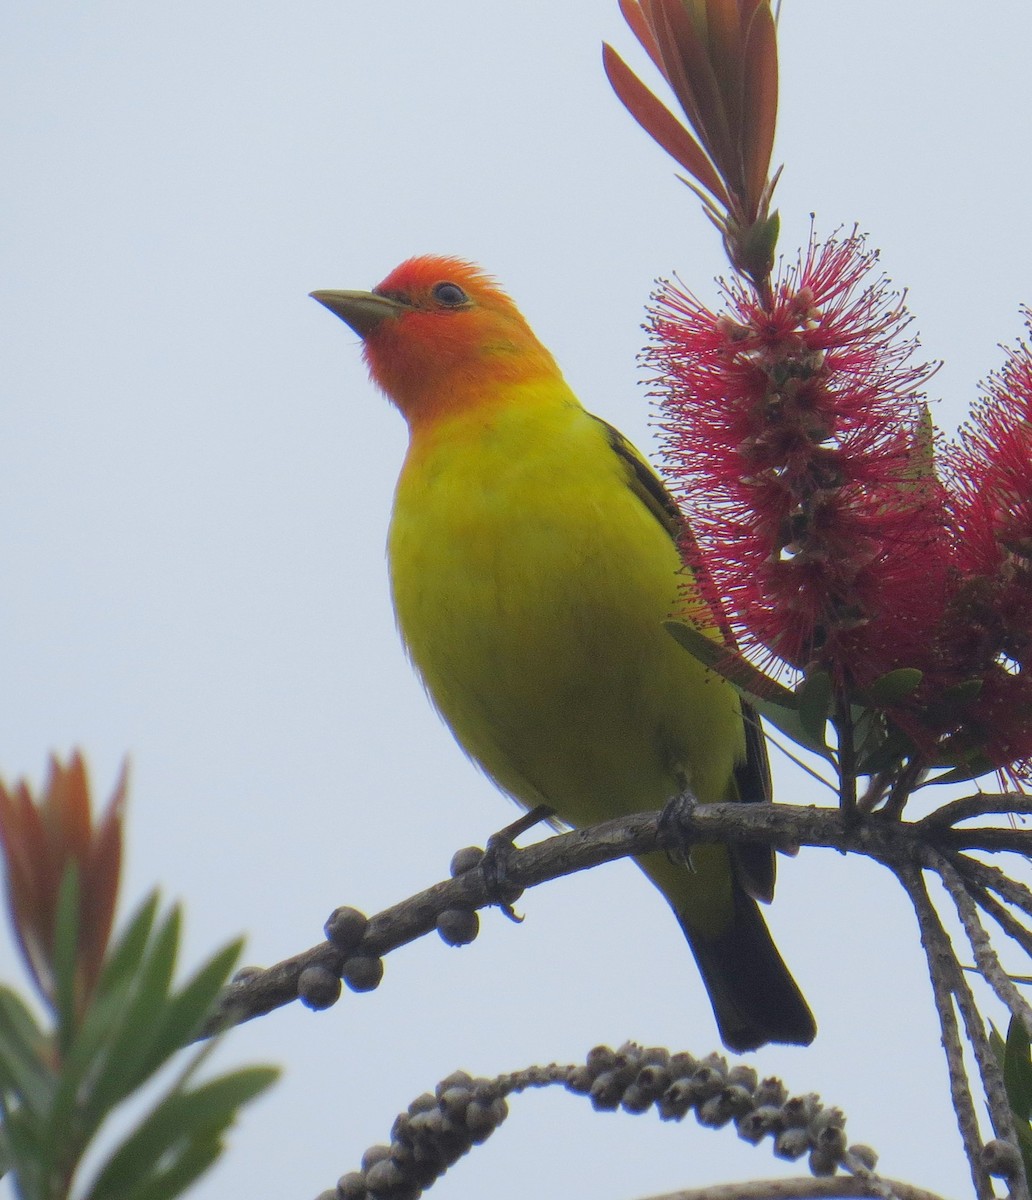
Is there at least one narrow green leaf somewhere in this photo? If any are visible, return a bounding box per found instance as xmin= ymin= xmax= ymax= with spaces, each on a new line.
xmin=863 ymin=668 xmax=924 ymax=706
xmin=925 ymin=755 xmax=997 ymax=787
xmin=1005 ymin=1017 xmax=1032 ymax=1120
xmin=134 ymin=939 xmax=243 ymax=1078
xmin=53 ymin=866 xmax=81 ymax=1053
xmin=666 ymin=620 xmax=834 ymax=758
xmin=124 ymin=1138 xmax=222 ymax=1200
xmin=854 ymin=724 xmax=914 ymax=777
xmin=61 ymin=894 xmax=162 ymax=1087
xmin=749 ymin=695 xmax=834 ymax=760
xmin=48 ymin=903 xmax=182 ymax=1154
xmin=79 ymin=907 xmax=183 ymax=1118
xmin=994 ymin=1019 xmax=1032 ymax=1183
xmin=96 ymin=893 xmax=160 ymax=998
xmin=796 ymin=670 xmax=833 ymax=746
xmin=86 ymin=1066 xmax=278 ymax=1200
xmin=665 ymin=621 xmax=798 ymax=706
xmin=0 ymin=991 xmax=53 ymax=1116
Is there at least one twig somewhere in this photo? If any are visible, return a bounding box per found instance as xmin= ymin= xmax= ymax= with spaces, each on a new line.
xmin=835 ymin=696 xmax=858 ymax=817
xmin=924 ymin=851 xmax=1028 ymax=1200
xmin=895 ymin=861 xmax=992 ymax=1200
xmin=970 ymin=885 xmax=1032 ymax=963
xmin=932 ymin=850 xmax=1032 ymax=1040
xmin=882 ymin=759 xmax=926 ymax=821
xmin=936 ymin=828 xmax=1032 ymax=856
xmin=918 ymin=795 xmax=1032 ymax=829
xmin=956 ymin=858 xmax=1032 ymax=924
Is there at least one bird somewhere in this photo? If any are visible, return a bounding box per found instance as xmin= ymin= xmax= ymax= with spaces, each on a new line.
xmin=311 ymin=256 xmax=815 ymax=1051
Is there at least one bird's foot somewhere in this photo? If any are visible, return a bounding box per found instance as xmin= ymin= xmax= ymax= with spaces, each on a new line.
xmin=478 ymin=805 xmax=554 ymax=922
xmin=658 ymin=788 xmax=699 ymax=870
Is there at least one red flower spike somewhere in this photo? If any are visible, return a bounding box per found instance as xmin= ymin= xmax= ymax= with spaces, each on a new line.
xmin=935 ymin=322 xmax=1032 ymax=780
xmin=0 ymin=753 xmax=125 ymax=1016
xmin=650 ymin=229 xmax=948 ymax=688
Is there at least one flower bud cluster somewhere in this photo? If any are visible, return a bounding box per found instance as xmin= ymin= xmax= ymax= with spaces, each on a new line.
xmin=568 ymin=1042 xmax=865 ymax=1177
xmin=315 ymin=1043 xmax=878 ymax=1200
xmin=319 ymin=1070 xmax=508 ymax=1200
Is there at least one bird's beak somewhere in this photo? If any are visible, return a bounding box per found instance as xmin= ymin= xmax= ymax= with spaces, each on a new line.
xmin=309 ymin=289 xmax=406 ymax=338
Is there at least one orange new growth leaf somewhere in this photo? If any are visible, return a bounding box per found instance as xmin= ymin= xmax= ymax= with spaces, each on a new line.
xmin=741 ymin=2 xmax=778 ymax=213
xmin=0 ymin=752 xmax=125 ymax=1014
xmin=605 ymin=0 xmax=781 ymax=287
xmin=602 ymin=43 xmax=729 ymax=208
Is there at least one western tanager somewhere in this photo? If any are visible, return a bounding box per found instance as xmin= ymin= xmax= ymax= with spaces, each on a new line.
xmin=312 ymin=256 xmax=815 ymax=1051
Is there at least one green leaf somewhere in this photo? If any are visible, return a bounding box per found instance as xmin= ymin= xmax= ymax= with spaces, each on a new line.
xmin=125 ymin=1138 xmax=222 ymax=1200
xmin=77 ymin=907 xmax=183 ymax=1120
xmin=854 ymin=724 xmax=915 ymax=777
xmin=61 ymin=894 xmax=162 ymax=1091
xmin=93 ymin=893 xmax=160 ymax=1001
xmin=994 ymin=1019 xmax=1032 ymax=1185
xmin=2 ymin=1106 xmax=49 ymax=1195
xmin=132 ymin=938 xmax=244 ymax=1082
xmin=0 ymin=989 xmax=53 ymax=1117
xmin=1005 ymin=1017 xmax=1032 ymax=1120
xmin=665 ymin=621 xmax=834 ymax=759
xmin=925 ymin=754 xmax=997 ymax=787
xmin=53 ymin=866 xmax=81 ymax=1054
xmin=664 ymin=621 xmax=799 ymax=707
xmin=749 ymin=694 xmax=834 ymax=760
xmin=85 ymin=1065 xmax=278 ymax=1200
xmin=863 ymin=668 xmax=923 ymax=706
xmin=795 ymin=670 xmax=833 ymax=746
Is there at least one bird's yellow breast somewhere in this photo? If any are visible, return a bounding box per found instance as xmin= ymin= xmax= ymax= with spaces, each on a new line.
xmin=387 ymin=385 xmax=744 ymax=827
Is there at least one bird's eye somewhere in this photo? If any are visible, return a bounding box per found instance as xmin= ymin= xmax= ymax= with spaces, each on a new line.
xmin=432 ymin=281 xmax=469 ymax=307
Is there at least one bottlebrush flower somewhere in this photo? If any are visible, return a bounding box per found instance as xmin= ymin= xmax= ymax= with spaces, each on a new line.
xmin=651 ymin=228 xmax=948 ymax=689
xmin=936 ymin=322 xmax=1032 ymax=780
xmin=0 ymin=753 xmax=125 ymax=1016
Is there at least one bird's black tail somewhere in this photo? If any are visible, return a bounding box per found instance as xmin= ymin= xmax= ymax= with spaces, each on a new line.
xmin=677 ymin=883 xmax=816 ymax=1053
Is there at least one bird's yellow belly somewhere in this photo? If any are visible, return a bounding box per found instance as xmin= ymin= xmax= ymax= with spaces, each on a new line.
xmin=387 ymin=410 xmax=744 ymax=828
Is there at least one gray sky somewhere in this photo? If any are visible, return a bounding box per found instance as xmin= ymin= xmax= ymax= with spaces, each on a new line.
xmin=3 ymin=2 xmax=1032 ymax=1198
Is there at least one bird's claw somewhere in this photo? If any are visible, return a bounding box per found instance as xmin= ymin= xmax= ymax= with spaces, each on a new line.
xmin=658 ymin=789 xmax=699 ymax=869
xmin=478 ymin=805 xmax=554 ymax=921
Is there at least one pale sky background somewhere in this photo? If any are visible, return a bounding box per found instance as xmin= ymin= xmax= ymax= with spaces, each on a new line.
xmin=3 ymin=3 xmax=1032 ymax=1198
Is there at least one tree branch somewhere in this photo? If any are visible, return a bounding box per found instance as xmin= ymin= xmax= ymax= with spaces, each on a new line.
xmin=932 ymin=850 xmax=1032 ymax=1050
xmin=895 ymin=861 xmax=993 ymax=1200
xmin=206 ymin=799 xmax=1032 ymax=1034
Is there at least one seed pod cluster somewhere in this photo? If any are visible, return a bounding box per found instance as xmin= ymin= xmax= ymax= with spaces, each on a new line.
xmin=567 ymin=1042 xmax=869 ymax=1177
xmin=315 ymin=1042 xmax=880 ymax=1200
xmin=319 ymin=1071 xmax=508 ymax=1200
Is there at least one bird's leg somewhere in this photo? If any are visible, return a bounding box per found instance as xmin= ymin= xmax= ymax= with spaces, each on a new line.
xmin=479 ymin=804 xmax=555 ymax=921
xmin=657 ymin=782 xmax=699 ymax=870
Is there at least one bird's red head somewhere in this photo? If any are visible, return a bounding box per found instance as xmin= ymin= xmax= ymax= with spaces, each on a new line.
xmin=312 ymin=256 xmax=559 ymax=429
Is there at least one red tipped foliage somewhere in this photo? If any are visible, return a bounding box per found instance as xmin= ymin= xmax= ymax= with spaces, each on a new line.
xmin=605 ymin=0 xmax=781 ymax=285
xmin=0 ymin=753 xmax=125 ymax=1014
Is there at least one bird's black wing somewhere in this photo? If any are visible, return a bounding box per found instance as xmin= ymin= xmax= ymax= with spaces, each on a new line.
xmin=591 ymin=414 xmax=776 ymax=901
